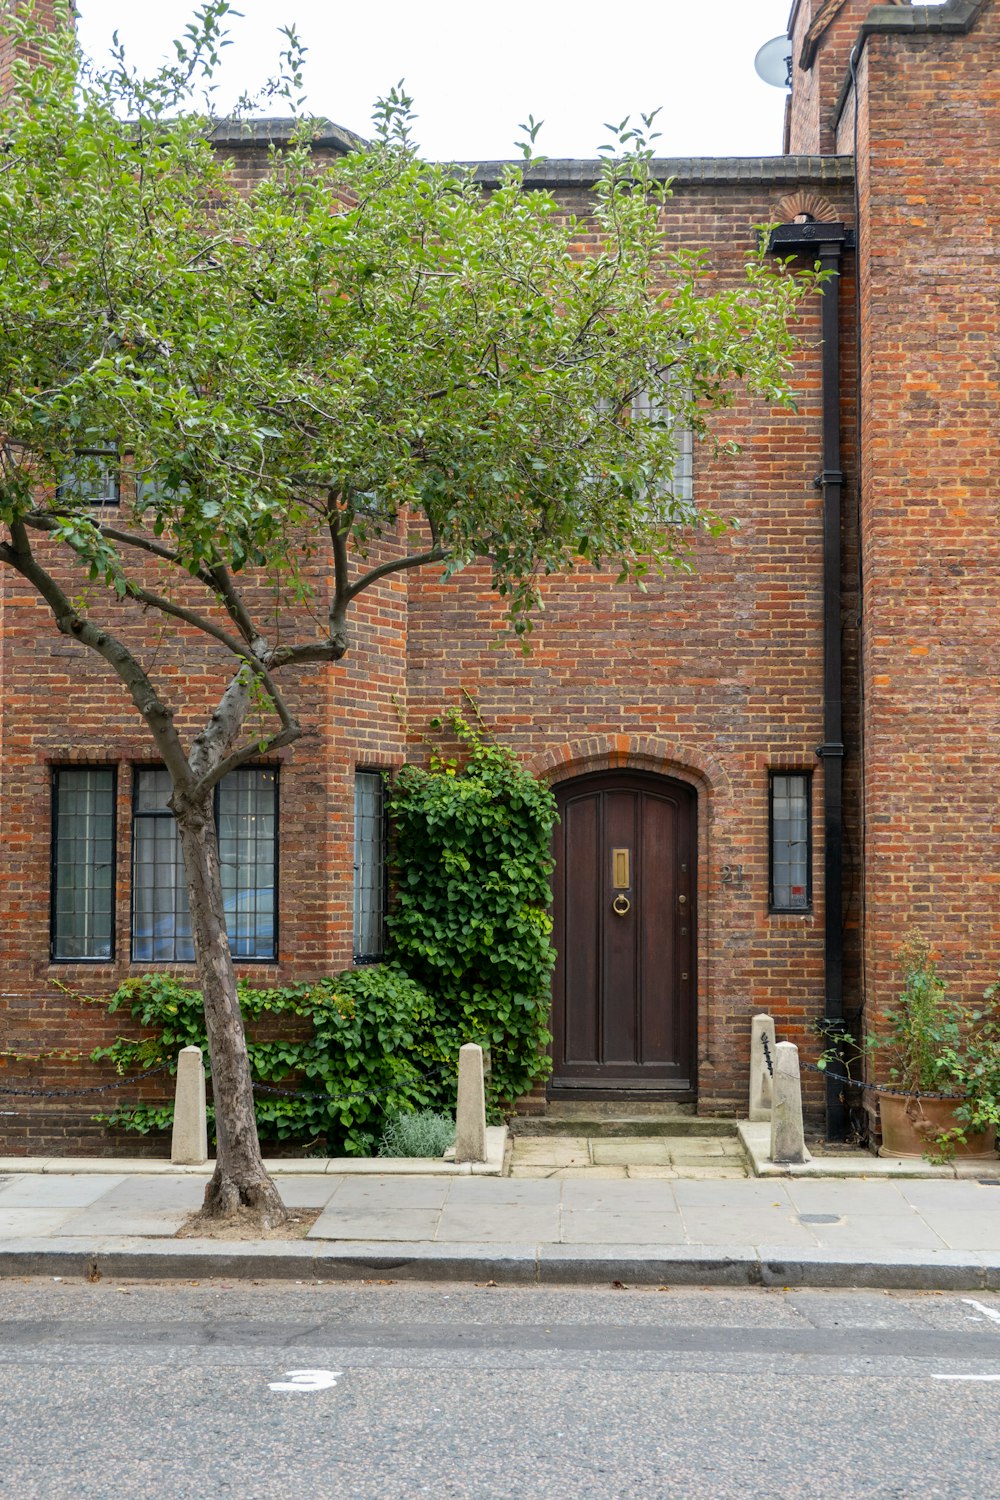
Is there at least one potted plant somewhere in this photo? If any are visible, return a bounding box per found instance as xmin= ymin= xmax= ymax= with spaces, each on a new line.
xmin=822 ymin=935 xmax=1000 ymax=1161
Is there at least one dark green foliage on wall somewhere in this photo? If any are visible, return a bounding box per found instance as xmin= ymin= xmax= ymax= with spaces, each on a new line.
xmin=387 ymin=711 xmax=558 ymax=1107
xmin=92 ymin=965 xmax=448 ymax=1156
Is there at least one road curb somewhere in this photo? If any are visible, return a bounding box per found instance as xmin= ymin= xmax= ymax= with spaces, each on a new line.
xmin=3 ymin=1239 xmax=999 ymax=1291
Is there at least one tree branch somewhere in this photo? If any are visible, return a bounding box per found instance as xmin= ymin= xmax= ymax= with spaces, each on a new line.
xmin=0 ymin=520 xmax=191 ymax=786
xmin=195 ymin=723 xmax=303 ymax=795
xmin=22 ymin=511 xmax=219 ymax=593
xmin=347 ymin=544 xmax=447 ymax=601
xmin=126 ymin=583 xmax=256 ymax=661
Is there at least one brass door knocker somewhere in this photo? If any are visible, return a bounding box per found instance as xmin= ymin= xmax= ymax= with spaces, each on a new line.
xmin=612 ymin=892 xmax=631 ymax=916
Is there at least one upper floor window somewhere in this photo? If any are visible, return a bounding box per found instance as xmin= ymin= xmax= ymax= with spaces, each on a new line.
xmin=353 ymin=770 xmax=387 ymax=963
xmin=594 ymin=385 xmax=693 ymax=509
xmin=50 ymin=767 xmax=116 ymax=961
xmin=625 ymin=386 xmax=693 ymax=505
xmin=132 ymin=766 xmax=277 ymax=962
xmin=769 ymin=772 xmax=812 ymax=913
xmin=56 ymin=441 xmax=120 ymax=506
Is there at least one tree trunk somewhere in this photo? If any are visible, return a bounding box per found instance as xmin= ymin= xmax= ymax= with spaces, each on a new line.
xmin=173 ymin=788 xmax=287 ymax=1227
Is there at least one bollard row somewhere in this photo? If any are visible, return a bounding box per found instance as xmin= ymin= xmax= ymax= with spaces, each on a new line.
xmin=170 ymin=1042 xmax=490 ymax=1166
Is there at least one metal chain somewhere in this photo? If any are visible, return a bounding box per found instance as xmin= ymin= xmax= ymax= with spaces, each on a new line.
xmin=251 ymin=1062 xmax=453 ymax=1108
xmin=0 ymin=1059 xmax=453 ymax=1107
xmin=759 ymin=1031 xmax=967 ymax=1101
xmin=0 ymin=1061 xmax=172 ymax=1099
xmin=802 ymin=1058 xmax=967 ymax=1101
xmin=760 ymin=1031 xmax=774 ymax=1078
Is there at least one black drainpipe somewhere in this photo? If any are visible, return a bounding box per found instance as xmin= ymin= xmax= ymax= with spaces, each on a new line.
xmin=769 ymin=220 xmax=854 ymax=1141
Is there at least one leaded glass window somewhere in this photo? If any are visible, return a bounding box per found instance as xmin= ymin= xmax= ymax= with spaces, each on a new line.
xmin=132 ymin=766 xmax=277 ymax=962
xmin=218 ymin=769 xmax=277 ymax=960
xmin=51 ymin=767 xmax=116 ymax=960
xmin=353 ymin=770 xmax=386 ymax=962
xmin=769 ymin=773 xmax=812 ymax=912
xmin=56 ymin=442 xmax=120 ymax=506
xmin=132 ymin=769 xmax=194 ymax=962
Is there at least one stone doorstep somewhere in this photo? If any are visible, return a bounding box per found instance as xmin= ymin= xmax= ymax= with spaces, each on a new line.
xmin=738 ymin=1121 xmax=1000 ymax=1181
xmin=512 ymin=1115 xmax=738 ymax=1139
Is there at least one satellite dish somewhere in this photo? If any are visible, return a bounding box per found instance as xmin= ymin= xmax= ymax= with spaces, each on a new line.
xmin=754 ymin=35 xmax=792 ymax=89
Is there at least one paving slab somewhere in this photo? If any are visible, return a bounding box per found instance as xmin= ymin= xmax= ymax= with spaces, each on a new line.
xmin=435 ymin=1206 xmax=561 ymax=1243
xmin=591 ymin=1140 xmax=675 ymax=1166
xmin=308 ymin=1206 xmax=442 ymax=1242
xmin=329 ymin=1178 xmax=451 ymax=1210
xmin=560 ymin=1211 xmax=688 ymax=1245
xmin=0 ymin=1174 xmax=127 ymax=1207
xmin=547 ymin=1166 xmax=629 ymax=1180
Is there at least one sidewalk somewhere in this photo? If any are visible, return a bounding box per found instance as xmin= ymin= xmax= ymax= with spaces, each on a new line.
xmin=2 ymin=1158 xmax=999 ymax=1291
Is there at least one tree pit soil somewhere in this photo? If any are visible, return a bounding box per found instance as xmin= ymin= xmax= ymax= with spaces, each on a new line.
xmin=176 ymin=1207 xmax=323 ymax=1241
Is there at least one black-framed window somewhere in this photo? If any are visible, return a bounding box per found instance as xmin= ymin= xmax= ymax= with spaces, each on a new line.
xmin=769 ymin=772 xmax=812 ymax=912
xmin=132 ymin=766 xmax=277 ymax=962
xmin=51 ymin=767 xmax=116 ymax=961
xmin=594 ymin=386 xmax=693 ymax=509
xmin=56 ymin=442 xmax=120 ymax=506
xmin=353 ymin=770 xmax=387 ymax=962
xmin=626 ymin=386 xmax=694 ymax=505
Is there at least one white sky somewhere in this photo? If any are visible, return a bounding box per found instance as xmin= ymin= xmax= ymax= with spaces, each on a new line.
xmin=75 ymin=1 xmax=797 ymax=161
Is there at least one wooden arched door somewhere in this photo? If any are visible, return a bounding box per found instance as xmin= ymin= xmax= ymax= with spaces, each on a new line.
xmin=551 ymin=771 xmax=696 ymax=1096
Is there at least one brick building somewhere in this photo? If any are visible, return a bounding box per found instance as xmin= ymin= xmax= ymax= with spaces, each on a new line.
xmin=1 ymin=0 xmax=997 ymax=1150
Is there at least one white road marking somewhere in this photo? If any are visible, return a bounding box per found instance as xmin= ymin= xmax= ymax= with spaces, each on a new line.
xmin=269 ymin=1369 xmax=342 ymax=1393
xmin=932 ymin=1374 xmax=1000 ymax=1382
xmin=962 ymin=1299 xmax=1000 ymax=1328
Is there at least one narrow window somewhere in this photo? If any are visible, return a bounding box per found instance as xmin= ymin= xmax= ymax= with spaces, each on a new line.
xmin=627 ymin=386 xmax=694 ymax=505
xmin=218 ymin=768 xmax=277 ymax=960
xmin=769 ymin=772 xmax=812 ymax=912
xmin=57 ymin=442 xmax=120 ymax=506
xmin=353 ymin=770 xmax=386 ymax=962
xmin=594 ymin=385 xmax=693 ymax=510
xmin=132 ymin=768 xmax=194 ymax=963
xmin=51 ymin=767 xmax=116 ymax=960
xmin=132 ymin=767 xmax=277 ymax=962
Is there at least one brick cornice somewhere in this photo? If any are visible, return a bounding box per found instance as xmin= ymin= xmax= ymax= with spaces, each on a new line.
xmin=470 ymin=157 xmax=855 ymax=189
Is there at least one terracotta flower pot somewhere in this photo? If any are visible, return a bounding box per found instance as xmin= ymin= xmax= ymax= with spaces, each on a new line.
xmin=878 ymin=1093 xmax=998 ymax=1160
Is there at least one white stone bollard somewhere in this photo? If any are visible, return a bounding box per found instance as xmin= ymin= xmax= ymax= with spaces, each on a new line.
xmin=454 ymin=1042 xmax=487 ymax=1164
xmin=769 ymin=1040 xmax=808 ymax=1165
xmin=170 ymin=1046 xmax=208 ymax=1165
xmin=749 ymin=1013 xmax=777 ymax=1121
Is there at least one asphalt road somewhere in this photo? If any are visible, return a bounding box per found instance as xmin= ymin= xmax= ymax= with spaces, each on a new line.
xmin=1 ymin=1279 xmax=999 ymax=1499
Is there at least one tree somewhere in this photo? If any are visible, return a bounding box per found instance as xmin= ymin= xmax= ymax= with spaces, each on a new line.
xmin=0 ymin=2 xmax=822 ymax=1223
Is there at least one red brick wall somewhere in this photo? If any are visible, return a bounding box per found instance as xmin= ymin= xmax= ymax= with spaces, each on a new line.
xmin=0 ymin=163 xmax=855 ymax=1145
xmin=850 ymin=5 xmax=1000 ymax=1037
xmin=0 ymin=0 xmax=72 ymax=98
xmin=0 ymin=515 xmax=410 ymax=1152
xmin=405 ymin=176 xmax=857 ymax=1119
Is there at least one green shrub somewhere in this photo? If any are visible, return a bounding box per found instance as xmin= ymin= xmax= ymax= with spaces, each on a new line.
xmin=378 ymin=1109 xmax=456 ymax=1158
xmin=387 ymin=709 xmax=557 ymax=1109
xmin=91 ymin=963 xmax=450 ymax=1156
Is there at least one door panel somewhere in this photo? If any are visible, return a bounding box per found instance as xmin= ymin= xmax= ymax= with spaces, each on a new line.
xmin=551 ymin=771 xmax=696 ymax=1095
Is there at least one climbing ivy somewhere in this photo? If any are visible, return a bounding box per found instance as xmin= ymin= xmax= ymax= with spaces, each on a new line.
xmin=91 ymin=965 xmax=448 ymax=1156
xmin=387 ymin=710 xmax=558 ymax=1107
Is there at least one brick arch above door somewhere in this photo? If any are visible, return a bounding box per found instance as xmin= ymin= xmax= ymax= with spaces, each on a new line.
xmin=527 ymin=734 xmax=731 ymax=801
